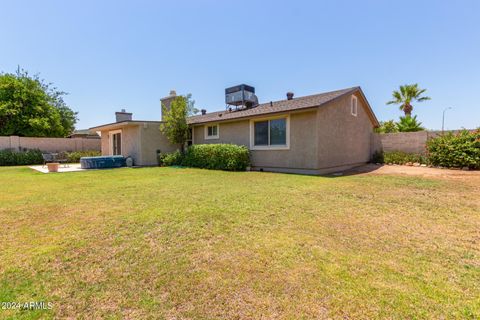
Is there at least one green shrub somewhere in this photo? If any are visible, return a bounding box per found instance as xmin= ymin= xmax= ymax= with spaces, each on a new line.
xmin=371 ymin=151 xmax=384 ymax=163
xmin=373 ymin=151 xmax=427 ymax=165
xmin=426 ymin=129 xmax=480 ymax=169
xmin=158 ymin=150 xmax=183 ymax=166
xmin=0 ymin=149 xmax=43 ymax=166
xmin=181 ymin=144 xmax=250 ymax=171
xmin=396 ymin=115 xmax=425 ymax=132
xmin=375 ymin=120 xmax=398 ymax=133
xmin=66 ymin=150 xmax=101 ymax=163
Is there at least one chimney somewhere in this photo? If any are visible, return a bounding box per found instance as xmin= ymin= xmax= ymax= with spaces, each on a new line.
xmin=115 ymin=109 xmax=132 ymax=122
xmin=201 ymin=109 xmax=207 ymax=115
xmin=286 ymin=92 xmax=294 ymax=100
xmin=160 ymin=90 xmax=177 ymax=121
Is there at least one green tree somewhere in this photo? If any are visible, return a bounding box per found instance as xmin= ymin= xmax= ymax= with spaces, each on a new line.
xmin=185 ymin=93 xmax=199 ymax=116
xmin=396 ymin=115 xmax=425 ymax=132
xmin=375 ymin=120 xmax=398 ymax=133
xmin=0 ymin=68 xmax=77 ymax=137
xmin=160 ymin=94 xmax=196 ymax=152
xmin=387 ymin=84 xmax=431 ymax=117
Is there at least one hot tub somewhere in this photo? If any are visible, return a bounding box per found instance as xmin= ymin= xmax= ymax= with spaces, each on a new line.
xmin=80 ymin=156 xmax=126 ymax=169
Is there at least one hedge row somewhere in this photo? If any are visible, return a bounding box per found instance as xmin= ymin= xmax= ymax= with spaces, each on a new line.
xmin=66 ymin=150 xmax=101 ymax=163
xmin=0 ymin=149 xmax=101 ymax=166
xmin=372 ymin=151 xmax=427 ymax=165
xmin=0 ymin=149 xmax=43 ymax=166
xmin=159 ymin=144 xmax=250 ymax=171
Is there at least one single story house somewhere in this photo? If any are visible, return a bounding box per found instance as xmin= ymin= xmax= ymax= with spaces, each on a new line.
xmin=90 ymin=86 xmax=379 ymax=174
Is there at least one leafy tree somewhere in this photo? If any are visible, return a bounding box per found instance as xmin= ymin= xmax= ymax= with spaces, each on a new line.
xmin=387 ymin=84 xmax=431 ymax=117
xmin=396 ymin=115 xmax=425 ymax=132
xmin=0 ymin=68 xmax=77 ymax=137
xmin=185 ymin=93 xmax=199 ymax=116
xmin=160 ymin=94 xmax=196 ymax=152
xmin=375 ymin=120 xmax=398 ymax=133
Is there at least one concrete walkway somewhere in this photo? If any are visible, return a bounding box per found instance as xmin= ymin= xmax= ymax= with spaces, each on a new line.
xmin=29 ymin=163 xmax=85 ymax=173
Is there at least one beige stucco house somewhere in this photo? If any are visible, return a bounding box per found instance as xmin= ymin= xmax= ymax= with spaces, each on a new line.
xmin=90 ymin=87 xmax=379 ymax=174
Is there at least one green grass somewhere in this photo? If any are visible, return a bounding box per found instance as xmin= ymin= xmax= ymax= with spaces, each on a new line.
xmin=0 ymin=166 xmax=479 ymax=319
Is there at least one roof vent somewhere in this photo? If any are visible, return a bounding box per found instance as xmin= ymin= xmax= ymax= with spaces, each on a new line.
xmin=286 ymin=92 xmax=294 ymax=100
xmin=201 ymin=109 xmax=207 ymax=115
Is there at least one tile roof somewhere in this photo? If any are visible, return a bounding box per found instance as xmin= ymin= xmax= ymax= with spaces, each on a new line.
xmin=187 ymin=87 xmax=359 ymax=125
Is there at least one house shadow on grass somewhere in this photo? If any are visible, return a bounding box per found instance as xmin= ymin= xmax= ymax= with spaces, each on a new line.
xmin=323 ymin=164 xmax=383 ymax=178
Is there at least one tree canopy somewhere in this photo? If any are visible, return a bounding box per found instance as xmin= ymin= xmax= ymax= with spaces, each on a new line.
xmin=386 ymin=84 xmax=430 ymax=117
xmin=160 ymin=94 xmax=197 ymax=151
xmin=0 ymin=68 xmax=77 ymax=137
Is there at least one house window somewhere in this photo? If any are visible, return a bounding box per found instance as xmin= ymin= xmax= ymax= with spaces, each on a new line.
xmin=250 ymin=116 xmax=289 ymax=150
xmin=351 ymin=95 xmax=358 ymax=116
xmin=205 ymin=124 xmax=219 ymax=139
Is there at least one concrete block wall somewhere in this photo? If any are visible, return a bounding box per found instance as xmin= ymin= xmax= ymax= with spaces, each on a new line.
xmin=372 ymin=130 xmax=473 ymax=155
xmin=0 ymin=136 xmax=101 ymax=152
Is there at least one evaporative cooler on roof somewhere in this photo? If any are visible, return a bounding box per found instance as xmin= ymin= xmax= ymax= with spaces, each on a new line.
xmin=225 ymin=84 xmax=258 ymax=108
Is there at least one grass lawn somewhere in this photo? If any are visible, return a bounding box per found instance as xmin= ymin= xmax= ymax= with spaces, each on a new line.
xmin=0 ymin=166 xmax=479 ymax=319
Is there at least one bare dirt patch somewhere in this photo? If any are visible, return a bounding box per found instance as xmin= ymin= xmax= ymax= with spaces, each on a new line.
xmin=346 ymin=164 xmax=480 ymax=181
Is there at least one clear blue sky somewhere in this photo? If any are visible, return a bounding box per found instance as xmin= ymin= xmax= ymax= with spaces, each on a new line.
xmin=1 ymin=0 xmax=479 ymax=130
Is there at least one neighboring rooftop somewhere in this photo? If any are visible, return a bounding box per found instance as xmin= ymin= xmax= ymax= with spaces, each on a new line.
xmin=188 ymin=87 xmax=376 ymax=125
xmin=68 ymin=129 xmax=100 ymax=138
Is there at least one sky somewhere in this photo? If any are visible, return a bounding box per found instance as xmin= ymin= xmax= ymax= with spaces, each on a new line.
xmin=1 ymin=0 xmax=479 ymax=130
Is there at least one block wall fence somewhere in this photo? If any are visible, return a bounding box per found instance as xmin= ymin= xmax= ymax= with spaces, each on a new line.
xmin=371 ymin=130 xmax=474 ymax=155
xmin=0 ymin=136 xmax=101 ymax=152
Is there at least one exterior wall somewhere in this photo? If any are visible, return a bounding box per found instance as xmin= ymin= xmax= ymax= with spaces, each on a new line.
xmin=0 ymin=136 xmax=100 ymax=152
xmin=139 ymin=122 xmax=179 ymax=166
xmin=193 ymin=110 xmax=319 ymax=172
xmin=316 ymin=93 xmax=374 ymax=171
xmin=98 ymin=122 xmax=178 ymax=166
xmin=99 ymin=126 xmax=141 ymax=163
xmin=251 ymin=111 xmax=318 ymax=170
xmin=193 ymin=120 xmax=250 ymax=146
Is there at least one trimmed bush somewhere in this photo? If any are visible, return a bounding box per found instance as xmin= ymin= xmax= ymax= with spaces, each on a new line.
xmin=372 ymin=151 xmax=427 ymax=165
xmin=66 ymin=150 xmax=101 ymax=163
xmin=158 ymin=150 xmax=183 ymax=166
xmin=426 ymin=130 xmax=480 ymax=169
xmin=182 ymin=144 xmax=250 ymax=171
xmin=0 ymin=149 xmax=43 ymax=166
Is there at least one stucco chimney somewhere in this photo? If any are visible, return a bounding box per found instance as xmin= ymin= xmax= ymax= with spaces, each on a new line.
xmin=115 ymin=109 xmax=132 ymax=122
xmin=160 ymin=90 xmax=177 ymax=121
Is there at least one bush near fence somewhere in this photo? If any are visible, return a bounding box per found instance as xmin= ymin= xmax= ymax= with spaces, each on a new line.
xmin=372 ymin=151 xmax=427 ymax=165
xmin=66 ymin=150 xmax=101 ymax=163
xmin=0 ymin=150 xmax=43 ymax=166
xmin=372 ymin=129 xmax=480 ymax=169
xmin=426 ymin=129 xmax=480 ymax=169
xmin=0 ymin=149 xmax=101 ymax=166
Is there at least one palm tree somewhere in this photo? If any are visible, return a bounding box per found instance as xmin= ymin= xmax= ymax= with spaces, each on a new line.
xmin=387 ymin=84 xmax=431 ymax=117
xmin=396 ymin=115 xmax=425 ymax=132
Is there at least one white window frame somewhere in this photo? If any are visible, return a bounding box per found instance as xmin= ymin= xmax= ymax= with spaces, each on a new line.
xmin=249 ymin=115 xmax=290 ymax=150
xmin=204 ymin=123 xmax=219 ymax=140
xmin=108 ymin=129 xmax=123 ymax=155
xmin=351 ymin=95 xmax=358 ymax=117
